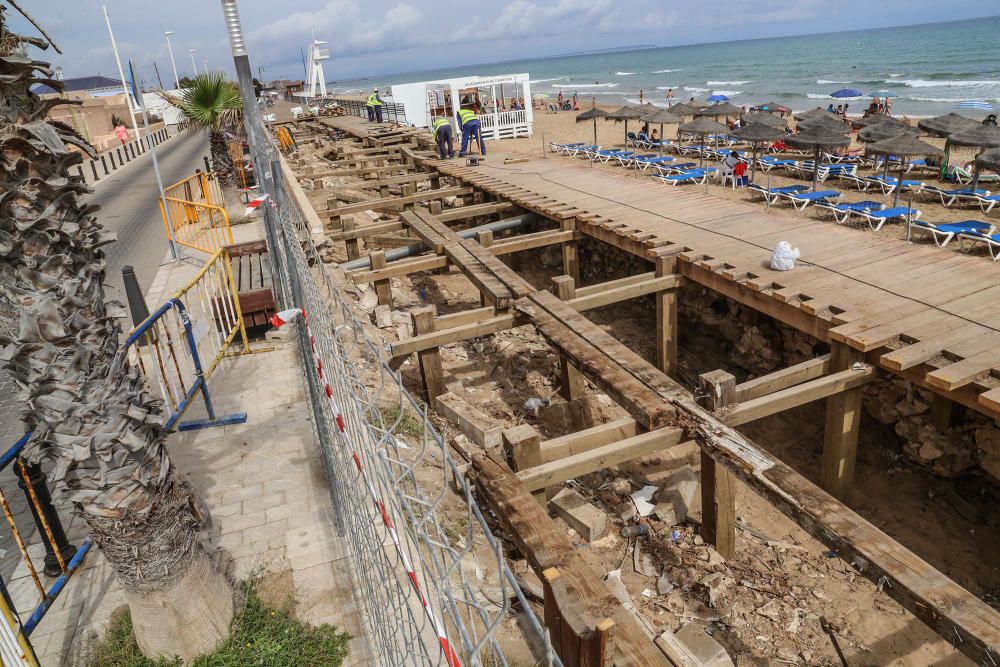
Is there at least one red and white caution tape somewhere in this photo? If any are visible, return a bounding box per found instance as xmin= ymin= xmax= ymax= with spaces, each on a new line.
xmin=245 ymin=193 xmax=269 ymax=216
xmin=270 ymin=308 xmax=461 ymax=667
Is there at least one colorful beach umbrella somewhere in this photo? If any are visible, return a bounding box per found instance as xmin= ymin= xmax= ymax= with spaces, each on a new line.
xmin=830 ymin=87 xmax=862 ymax=98
xmin=707 ymin=94 xmax=729 ymax=102
xmin=957 ymin=100 xmax=994 ymax=111
xmin=756 ymin=102 xmax=789 ymax=114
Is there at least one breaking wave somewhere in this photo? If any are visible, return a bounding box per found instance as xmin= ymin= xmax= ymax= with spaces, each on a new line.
xmin=707 ymin=80 xmax=752 ymax=85
xmin=711 ymin=90 xmax=743 ymax=97
xmin=551 ymin=82 xmax=619 ymax=88
xmin=683 ymin=86 xmax=709 ymax=93
xmin=897 ymin=79 xmax=1000 ymax=88
xmin=816 ymin=79 xmax=852 ymax=84
xmin=615 ymin=71 xmax=636 ymax=76
xmin=651 ymin=69 xmax=680 ymax=73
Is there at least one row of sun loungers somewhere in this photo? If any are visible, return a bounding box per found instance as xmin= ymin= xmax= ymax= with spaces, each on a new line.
xmin=548 ymin=141 xmax=999 ymax=260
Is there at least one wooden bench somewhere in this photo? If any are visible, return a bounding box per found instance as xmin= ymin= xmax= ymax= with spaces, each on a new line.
xmin=224 ymin=240 xmax=276 ymax=328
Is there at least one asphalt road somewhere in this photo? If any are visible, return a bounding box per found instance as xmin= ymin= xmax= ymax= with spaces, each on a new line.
xmin=0 ymin=128 xmax=210 ymax=444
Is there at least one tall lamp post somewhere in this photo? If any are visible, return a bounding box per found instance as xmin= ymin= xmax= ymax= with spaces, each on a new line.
xmin=203 ymin=59 xmax=209 ymax=75
xmin=188 ymin=49 xmax=198 ymax=77
xmin=164 ymin=30 xmax=180 ymax=89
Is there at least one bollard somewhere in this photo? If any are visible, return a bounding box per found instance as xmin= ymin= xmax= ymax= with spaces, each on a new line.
xmin=122 ymin=265 xmax=151 ymax=327
xmin=109 ymin=151 xmax=116 ymax=169
xmin=117 ymin=147 xmax=124 ymax=164
xmin=17 ymin=461 xmax=76 ymax=577
xmin=76 ymin=165 xmax=84 ymax=181
xmin=90 ymin=160 xmax=99 ymax=181
xmin=101 ymin=154 xmax=109 ymax=175
xmin=203 ymin=155 xmax=212 ymax=173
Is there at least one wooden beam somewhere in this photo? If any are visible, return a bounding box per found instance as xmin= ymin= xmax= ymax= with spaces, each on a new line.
xmin=306 ymin=165 xmax=410 ymax=179
xmin=517 ymin=428 xmax=687 ymax=491
xmin=347 ymin=172 xmax=434 ymax=189
xmin=389 ymin=313 xmax=522 ymax=358
xmin=491 ymin=230 xmax=578 ymax=256
xmin=435 ymin=392 xmax=501 ymax=448
xmin=566 ymin=274 xmax=682 ymax=311
xmin=552 ymin=276 xmax=589 ymax=429
xmin=698 ymin=370 xmax=736 ymax=411
xmin=328 ymin=220 xmax=404 ymax=241
xmin=350 ymin=255 xmax=449 ymax=284
xmin=411 ymin=307 xmax=444 ymax=404
xmin=322 ymin=186 xmax=473 ymax=220
xmin=722 ymin=365 xmax=875 ymax=427
xmin=820 ymin=343 xmax=867 ymax=500
xmin=655 ymin=256 xmax=679 ymax=378
xmin=437 ymin=201 xmax=516 ymax=222
xmin=472 ymin=453 xmax=668 ymax=666
xmin=444 ymin=242 xmax=518 ymax=309
xmin=370 ymin=250 xmax=392 ymax=306
xmin=734 ymin=354 xmax=831 ymax=402
xmin=561 ymin=218 xmax=580 ymax=284
xmin=540 ymin=417 xmax=641 ymax=463
xmin=700 ymin=450 xmax=736 ymax=560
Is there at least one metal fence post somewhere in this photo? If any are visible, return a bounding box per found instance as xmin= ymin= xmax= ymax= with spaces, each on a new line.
xmin=16 ymin=461 xmax=76 ymax=577
xmin=101 ymin=154 xmax=109 ymax=175
xmin=90 ymin=160 xmax=99 ymax=181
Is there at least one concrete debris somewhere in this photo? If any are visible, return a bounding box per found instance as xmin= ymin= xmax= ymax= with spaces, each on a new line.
xmin=633 ymin=540 xmax=658 ymax=578
xmin=674 ymin=623 xmax=735 ymax=667
xmin=896 ymin=415 xmax=977 ymax=477
xmin=549 ymin=488 xmax=607 ymax=542
xmin=755 ymin=599 xmax=785 ymax=621
xmin=630 ymin=485 xmax=659 ymax=517
xmin=374 ymin=304 xmax=393 ymax=329
xmin=662 ymin=466 xmax=701 ymax=522
xmin=357 ymin=287 xmax=378 ymax=314
xmin=657 ymin=570 xmax=674 ymax=595
xmin=700 ymin=572 xmax=732 ymax=608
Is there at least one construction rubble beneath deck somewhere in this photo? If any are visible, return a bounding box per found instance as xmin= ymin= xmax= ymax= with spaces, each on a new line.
xmin=277 ymin=112 xmax=1000 ymax=667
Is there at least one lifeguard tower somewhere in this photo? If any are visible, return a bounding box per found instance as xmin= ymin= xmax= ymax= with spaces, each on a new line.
xmin=305 ymin=39 xmax=329 ymax=98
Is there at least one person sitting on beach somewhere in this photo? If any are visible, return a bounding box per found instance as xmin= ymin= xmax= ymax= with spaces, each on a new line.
xmin=836 ymin=104 xmax=844 ymax=116
xmin=826 ymin=104 xmax=835 ymax=113
xmin=885 ymin=97 xmax=893 ymax=116
xmin=650 ymin=129 xmax=659 ymax=144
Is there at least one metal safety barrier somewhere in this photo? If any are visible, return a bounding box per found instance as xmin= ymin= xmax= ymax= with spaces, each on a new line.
xmin=0 ymin=432 xmax=92 ymax=664
xmin=126 ymin=248 xmax=250 ymax=432
xmin=248 ymin=105 xmax=558 ymax=664
xmin=160 ymin=171 xmax=235 ymax=254
xmin=330 ymin=97 xmax=408 ymax=125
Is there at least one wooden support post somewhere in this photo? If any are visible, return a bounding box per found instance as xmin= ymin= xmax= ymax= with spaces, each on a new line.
xmin=700 ymin=450 xmax=736 ymax=559
xmin=930 ymin=394 xmax=954 ymax=433
xmin=698 ymin=369 xmax=736 ymax=411
xmin=475 ymin=230 xmax=496 ymax=307
xmin=401 ymin=183 xmax=416 ymax=210
xmin=369 ymin=250 xmax=392 ymax=307
xmin=379 ymin=183 xmax=390 ymax=198
xmin=430 ymin=174 xmax=441 ymax=190
xmin=543 ymin=568 xmax=564 ymax=657
xmin=552 ymin=275 xmax=591 ymax=429
xmin=821 ymin=341 xmax=865 ymax=500
xmin=655 ymin=256 xmax=679 ymax=378
xmin=343 ymin=215 xmax=361 ymax=261
xmin=503 ymin=425 xmax=544 ymax=504
xmin=429 ymin=200 xmax=443 ymax=215
xmin=411 ymin=307 xmax=444 ymax=404
xmin=560 ymin=219 xmax=580 ymax=284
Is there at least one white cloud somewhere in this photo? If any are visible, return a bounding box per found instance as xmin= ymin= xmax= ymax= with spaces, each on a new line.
xmin=481 ymin=0 xmax=626 ymax=39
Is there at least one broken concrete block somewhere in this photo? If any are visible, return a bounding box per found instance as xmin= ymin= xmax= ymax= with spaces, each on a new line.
xmin=663 ymin=466 xmax=701 ymax=522
xmin=434 ymin=392 xmax=502 ymax=448
xmin=265 ymin=324 xmax=296 ymax=343
xmin=550 ymin=488 xmax=606 ymax=542
xmin=374 ymin=304 xmax=393 ymax=328
xmin=654 ymin=501 xmax=677 ymax=525
xmin=674 ymin=623 xmax=735 ymax=667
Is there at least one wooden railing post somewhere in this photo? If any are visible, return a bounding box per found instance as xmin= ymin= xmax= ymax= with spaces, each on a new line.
xmin=655 ymin=256 xmax=679 ymax=378
xmin=553 ymin=275 xmax=591 ymax=429
xmin=370 ymin=250 xmax=392 ymax=307
xmin=821 ymin=341 xmax=865 ymax=500
xmin=411 ymin=306 xmax=444 ymax=404
xmin=697 ymin=370 xmax=737 ymax=559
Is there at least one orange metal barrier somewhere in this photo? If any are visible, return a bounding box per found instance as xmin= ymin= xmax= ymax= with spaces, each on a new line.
xmin=161 ymin=171 xmax=234 ymax=253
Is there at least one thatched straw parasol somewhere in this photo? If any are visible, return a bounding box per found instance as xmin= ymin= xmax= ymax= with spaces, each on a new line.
xmin=576 ymin=107 xmax=607 ymax=146
xmin=947 ymin=125 xmax=1000 ymax=191
xmin=666 ymin=102 xmax=702 ymax=120
xmin=797 ymin=115 xmax=851 ymax=133
xmin=975 ymin=147 xmax=1000 ymax=172
xmin=919 ymin=113 xmax=984 ymax=179
xmin=679 ymin=117 xmax=729 ymax=167
xmin=641 ymin=108 xmax=683 ymax=155
xmin=785 ymin=125 xmax=849 ymax=191
xmin=696 ymin=101 xmax=741 ymax=118
xmin=756 ymin=102 xmax=789 ymax=114
xmin=743 ymin=111 xmax=787 ymax=129
xmin=859 ymin=122 xmax=920 ymax=179
xmin=605 ymin=105 xmax=645 ymax=145
xmin=851 ymin=115 xmax=909 ymax=131
xmin=866 ymin=135 xmax=942 ymax=207
xmin=795 ymin=107 xmax=839 ymax=122
xmin=730 ymin=122 xmax=785 ymax=185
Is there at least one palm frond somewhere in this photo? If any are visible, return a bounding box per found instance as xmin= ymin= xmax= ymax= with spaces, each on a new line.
xmin=159 ymin=72 xmax=243 ymax=133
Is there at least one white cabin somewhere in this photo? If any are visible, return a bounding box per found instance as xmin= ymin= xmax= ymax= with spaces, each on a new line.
xmin=390 ymin=73 xmax=533 ymax=140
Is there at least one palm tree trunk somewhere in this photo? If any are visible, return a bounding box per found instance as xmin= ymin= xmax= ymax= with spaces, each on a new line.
xmin=210 ymin=129 xmax=236 ymax=186
xmin=0 ymin=12 xmax=233 ymax=661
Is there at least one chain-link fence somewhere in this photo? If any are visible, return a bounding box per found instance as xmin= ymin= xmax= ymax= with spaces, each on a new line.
xmin=242 ymin=98 xmax=557 ymax=666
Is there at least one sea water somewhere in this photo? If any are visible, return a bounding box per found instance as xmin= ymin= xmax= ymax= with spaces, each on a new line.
xmin=330 ymin=15 xmax=1000 ymax=118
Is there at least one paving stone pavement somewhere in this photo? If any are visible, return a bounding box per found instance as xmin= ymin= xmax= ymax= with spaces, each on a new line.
xmin=18 ymin=224 xmax=369 ymax=666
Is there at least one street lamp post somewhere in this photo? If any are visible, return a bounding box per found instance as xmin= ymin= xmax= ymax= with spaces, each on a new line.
xmin=188 ymin=49 xmax=197 ymax=77
xmin=164 ymin=31 xmax=180 ymax=89
xmin=203 ymin=59 xmax=209 ymax=75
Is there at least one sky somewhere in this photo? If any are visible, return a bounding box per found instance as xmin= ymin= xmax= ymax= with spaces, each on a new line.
xmin=14 ymin=0 xmax=1000 ymax=88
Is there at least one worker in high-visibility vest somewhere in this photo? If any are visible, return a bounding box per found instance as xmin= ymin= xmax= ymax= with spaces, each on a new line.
xmin=431 ymin=117 xmax=454 ymax=159
xmin=366 ymin=88 xmax=383 ymax=123
xmin=456 ymin=108 xmax=485 ymax=157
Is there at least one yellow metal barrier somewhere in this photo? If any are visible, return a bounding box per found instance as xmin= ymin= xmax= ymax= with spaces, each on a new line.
xmin=161 ymin=171 xmax=234 ymax=254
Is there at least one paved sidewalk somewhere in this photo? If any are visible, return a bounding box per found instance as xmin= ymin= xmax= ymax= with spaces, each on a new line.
xmin=18 ymin=227 xmax=368 ymax=666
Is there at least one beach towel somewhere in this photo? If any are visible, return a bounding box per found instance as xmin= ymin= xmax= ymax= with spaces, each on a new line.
xmin=770 ymin=241 xmax=800 ymax=271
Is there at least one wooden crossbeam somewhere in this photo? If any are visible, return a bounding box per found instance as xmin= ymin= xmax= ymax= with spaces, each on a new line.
xmin=540 ymin=417 xmax=641 ymax=463
xmin=321 ymin=186 xmax=473 ymax=220
xmin=734 ymin=354 xmax=831 ymax=402
xmin=518 ymin=427 xmax=686 ymax=491
xmin=437 ymin=201 xmax=516 ymax=222
xmin=722 ymin=366 xmax=876 ymax=427
xmin=347 ymin=172 xmax=435 ymax=189
xmin=443 ymin=242 xmax=519 ymax=309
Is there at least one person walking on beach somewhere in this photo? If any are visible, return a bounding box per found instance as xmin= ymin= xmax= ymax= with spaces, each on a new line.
xmin=639 ymin=89 xmax=644 ymax=105
xmin=457 ymin=108 xmax=486 ymax=157
xmin=431 ymin=116 xmax=454 ymax=159
xmin=366 ymin=88 xmax=384 ymax=123
xmin=666 ymin=88 xmax=674 ymax=106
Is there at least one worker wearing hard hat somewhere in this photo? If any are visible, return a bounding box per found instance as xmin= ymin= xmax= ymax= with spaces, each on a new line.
xmin=456 ymin=108 xmax=485 ymax=157
xmin=366 ymin=88 xmax=383 ymax=123
xmin=431 ymin=117 xmax=454 ymax=159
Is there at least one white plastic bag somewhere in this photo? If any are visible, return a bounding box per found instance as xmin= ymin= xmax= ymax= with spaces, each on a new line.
xmin=770 ymin=241 xmax=800 ymax=271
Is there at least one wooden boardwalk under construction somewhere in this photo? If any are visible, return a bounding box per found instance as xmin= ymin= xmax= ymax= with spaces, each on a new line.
xmin=428 ymin=151 xmax=1000 ymax=420
xmin=287 ymin=115 xmax=1000 ymax=666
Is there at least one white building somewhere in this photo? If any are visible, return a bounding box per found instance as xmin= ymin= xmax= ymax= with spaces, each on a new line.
xmin=390 ymin=73 xmax=533 ymax=140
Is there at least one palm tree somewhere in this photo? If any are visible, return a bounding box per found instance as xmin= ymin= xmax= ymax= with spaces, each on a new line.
xmin=162 ymin=73 xmax=243 ymax=185
xmin=0 ymin=9 xmax=233 ymax=661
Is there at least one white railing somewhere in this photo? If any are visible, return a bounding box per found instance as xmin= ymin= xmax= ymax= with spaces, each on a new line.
xmin=478 ymin=109 xmax=531 ymax=139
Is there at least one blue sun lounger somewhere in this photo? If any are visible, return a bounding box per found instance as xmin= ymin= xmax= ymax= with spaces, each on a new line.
xmin=778 ymin=189 xmax=842 ymax=210
xmin=633 ymin=155 xmax=675 ymax=170
xmin=814 ymin=200 xmax=884 ymax=223
xmin=653 ymin=168 xmax=716 ymax=185
xmin=957 ymin=230 xmax=1000 ymax=260
xmin=747 ymin=183 xmax=809 ymax=202
xmin=618 ymin=153 xmax=656 ymax=167
xmin=921 ymin=186 xmax=990 ymax=207
xmin=591 ymin=149 xmax=634 ymax=163
xmin=854 ymin=206 xmax=921 ymax=231
xmin=550 ymin=142 xmax=586 ymax=154
xmin=864 ymin=175 xmax=925 ymax=195
xmin=652 ymin=161 xmax=697 ymax=175
xmin=566 ymin=144 xmax=599 ymax=157
xmin=974 ymin=193 xmax=1000 ymax=213
xmin=757 ymin=156 xmax=798 ymax=171
xmin=908 ymin=219 xmax=995 ymax=247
